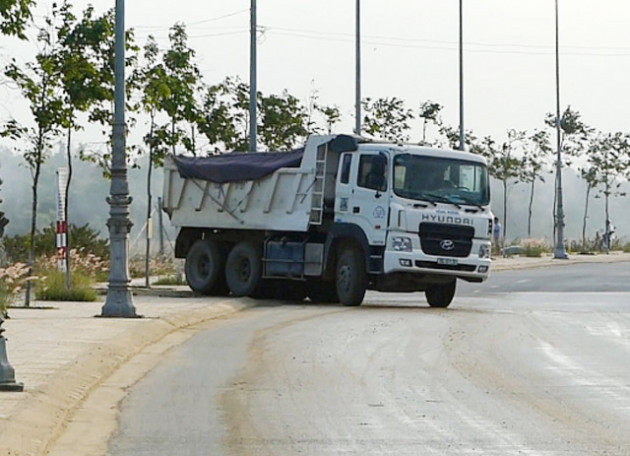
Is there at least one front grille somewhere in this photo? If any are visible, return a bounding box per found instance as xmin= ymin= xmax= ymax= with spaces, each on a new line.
xmin=415 ymin=261 xmax=477 ymax=272
xmin=419 ymin=222 xmax=474 ymax=258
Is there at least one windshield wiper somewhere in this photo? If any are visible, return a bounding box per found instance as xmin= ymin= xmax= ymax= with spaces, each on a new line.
xmin=422 ymin=192 xmax=462 ymax=209
xmin=455 ymin=196 xmax=484 ymax=210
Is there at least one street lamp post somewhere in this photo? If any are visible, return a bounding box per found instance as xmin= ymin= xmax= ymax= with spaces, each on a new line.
xmin=249 ymin=0 xmax=257 ymax=152
xmin=101 ymin=0 xmax=137 ymax=317
xmin=458 ymin=0 xmax=465 ymax=151
xmin=0 ymin=316 xmax=23 ymax=391
xmin=355 ymin=0 xmax=361 ymax=136
xmin=553 ymin=0 xmax=568 ymax=259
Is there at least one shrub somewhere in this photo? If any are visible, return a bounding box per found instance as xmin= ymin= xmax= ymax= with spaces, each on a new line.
xmin=35 ymin=270 xmax=97 ymax=302
xmin=3 ymin=223 xmax=109 ymax=263
xmin=0 ymin=262 xmax=29 ymax=317
xmin=129 ymin=255 xmax=178 ymax=279
xmin=152 ymin=275 xmax=185 ymax=286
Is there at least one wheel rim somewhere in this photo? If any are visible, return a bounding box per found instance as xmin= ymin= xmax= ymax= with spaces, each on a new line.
xmin=338 ymin=263 xmax=352 ymax=294
xmin=197 ymin=255 xmax=210 ymax=278
xmin=237 ymin=258 xmax=251 ymax=283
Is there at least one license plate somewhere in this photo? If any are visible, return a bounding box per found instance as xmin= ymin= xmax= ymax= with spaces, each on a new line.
xmin=437 ymin=257 xmax=459 ymax=266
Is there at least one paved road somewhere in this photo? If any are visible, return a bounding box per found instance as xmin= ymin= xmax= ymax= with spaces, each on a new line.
xmin=109 ymin=263 xmax=630 ymax=456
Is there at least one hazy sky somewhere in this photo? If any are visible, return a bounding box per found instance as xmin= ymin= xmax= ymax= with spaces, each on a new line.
xmin=2 ymin=0 xmax=630 ymax=146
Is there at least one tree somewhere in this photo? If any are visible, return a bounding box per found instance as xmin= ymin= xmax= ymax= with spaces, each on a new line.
xmin=54 ymin=2 xmax=117 ymax=287
xmin=362 ymin=97 xmax=414 ymax=143
xmin=198 ymin=78 xmax=314 ymax=153
xmin=585 ymin=132 xmax=630 ymax=252
xmin=154 ymin=23 xmax=202 ymax=156
xmin=197 ymin=79 xmax=244 ymax=152
xmin=545 ymin=106 xmax=593 ymax=241
xmin=1 ymin=0 xmax=35 ymax=39
xmin=418 ymin=100 xmax=442 ymax=145
xmin=480 ymin=131 xmax=526 ymax=243
xmin=1 ymin=13 xmax=66 ymax=306
xmin=259 ymin=90 xmax=309 ymax=150
xmin=523 ymin=130 xmax=552 ymax=237
xmin=316 ymin=104 xmax=341 ymax=135
xmin=438 ymin=124 xmax=478 ymax=151
xmin=77 ymin=10 xmax=139 ymax=176
xmin=579 ymin=166 xmax=598 ymax=250
xmin=136 ymin=35 xmax=170 ymax=285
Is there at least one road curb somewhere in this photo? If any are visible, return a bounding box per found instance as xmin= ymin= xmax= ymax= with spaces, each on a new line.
xmin=0 ymin=299 xmax=254 ymax=456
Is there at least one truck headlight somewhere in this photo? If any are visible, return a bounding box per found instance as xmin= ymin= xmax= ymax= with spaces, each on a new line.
xmin=479 ymin=244 xmax=491 ymax=259
xmin=392 ymin=236 xmax=412 ymax=252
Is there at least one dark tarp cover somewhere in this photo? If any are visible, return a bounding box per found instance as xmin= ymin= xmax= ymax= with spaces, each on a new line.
xmin=173 ymin=148 xmax=304 ymax=183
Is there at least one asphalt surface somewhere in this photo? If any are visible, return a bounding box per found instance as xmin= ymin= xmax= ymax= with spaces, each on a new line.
xmin=109 ymin=259 xmax=630 ymax=456
xmin=1 ymin=252 xmax=629 ymax=456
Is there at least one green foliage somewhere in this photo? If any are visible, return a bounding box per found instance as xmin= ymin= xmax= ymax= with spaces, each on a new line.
xmin=544 ymin=106 xmax=593 ymax=166
xmin=362 ymin=97 xmax=414 ymax=143
xmin=418 ymin=100 xmax=442 ymax=145
xmin=0 ymin=0 xmax=34 ymax=39
xmin=2 ymin=223 xmax=108 ymax=263
xmin=259 ymin=90 xmax=309 ymax=150
xmin=35 ymin=269 xmax=97 ymax=301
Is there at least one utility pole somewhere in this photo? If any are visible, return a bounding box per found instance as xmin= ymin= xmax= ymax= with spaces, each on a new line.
xmin=458 ymin=0 xmax=465 ymax=151
xmin=553 ymin=0 xmax=568 ymax=259
xmin=101 ymin=0 xmax=137 ymax=317
xmin=249 ymin=0 xmax=257 ymax=152
xmin=355 ymin=0 xmax=361 ymax=136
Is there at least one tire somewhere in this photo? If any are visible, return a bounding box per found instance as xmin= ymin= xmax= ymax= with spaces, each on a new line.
xmin=335 ymin=246 xmax=367 ymax=306
xmin=306 ymin=282 xmax=339 ymax=304
xmin=225 ymin=242 xmax=263 ymax=297
xmin=185 ymin=239 xmax=228 ymax=295
xmin=425 ymin=280 xmax=456 ymax=308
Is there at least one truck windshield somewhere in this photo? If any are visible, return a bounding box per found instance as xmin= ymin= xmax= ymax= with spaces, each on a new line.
xmin=393 ymin=154 xmax=490 ymax=206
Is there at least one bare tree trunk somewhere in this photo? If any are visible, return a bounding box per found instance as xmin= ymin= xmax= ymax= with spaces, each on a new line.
xmin=25 ymin=140 xmax=43 ymax=308
xmin=65 ymin=127 xmax=73 ymax=290
xmin=582 ymin=184 xmax=591 ymax=250
xmin=502 ymin=179 xmax=508 ymax=245
xmin=145 ymin=118 xmax=155 ymax=288
xmin=604 ymin=180 xmax=611 ymax=253
xmin=527 ymin=177 xmax=536 ymax=237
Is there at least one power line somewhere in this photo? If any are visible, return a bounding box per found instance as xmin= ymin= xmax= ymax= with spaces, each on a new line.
xmin=134 ymin=8 xmax=248 ymax=30
xmin=265 ymin=27 xmax=630 ymax=57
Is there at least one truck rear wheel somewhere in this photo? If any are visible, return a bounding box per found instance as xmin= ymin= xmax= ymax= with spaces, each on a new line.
xmin=185 ymin=239 xmax=228 ymax=295
xmin=336 ymin=247 xmax=367 ymax=306
xmin=226 ymin=242 xmax=262 ymax=297
xmin=425 ymin=280 xmax=456 ymax=308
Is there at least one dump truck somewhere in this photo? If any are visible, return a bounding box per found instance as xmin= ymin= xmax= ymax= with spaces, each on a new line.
xmin=162 ymin=134 xmax=492 ymax=307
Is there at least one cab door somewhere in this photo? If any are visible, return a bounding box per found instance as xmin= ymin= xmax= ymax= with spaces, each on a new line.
xmin=335 ymin=152 xmax=389 ymax=247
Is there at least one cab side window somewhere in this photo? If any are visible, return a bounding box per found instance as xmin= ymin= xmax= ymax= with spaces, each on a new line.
xmin=358 ymin=155 xmax=387 ymax=191
xmin=340 ymin=154 xmax=352 ymax=184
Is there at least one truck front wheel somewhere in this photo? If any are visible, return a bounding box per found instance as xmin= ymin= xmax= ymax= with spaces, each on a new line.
xmin=425 ymin=280 xmax=456 ymax=308
xmin=336 ymin=247 xmax=367 ymax=306
xmin=185 ymin=239 xmax=228 ymax=295
xmin=226 ymin=242 xmax=262 ymax=297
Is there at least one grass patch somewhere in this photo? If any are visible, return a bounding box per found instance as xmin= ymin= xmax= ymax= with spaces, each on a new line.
xmin=152 ymin=275 xmax=185 ymax=286
xmin=35 ymin=270 xmax=98 ymax=302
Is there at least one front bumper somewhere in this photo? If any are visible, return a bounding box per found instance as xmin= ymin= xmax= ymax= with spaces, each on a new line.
xmin=383 ymin=241 xmax=492 ymax=281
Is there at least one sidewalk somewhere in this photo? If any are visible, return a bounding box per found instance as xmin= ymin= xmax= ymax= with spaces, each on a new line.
xmin=1 ymin=251 xmax=629 ymax=455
